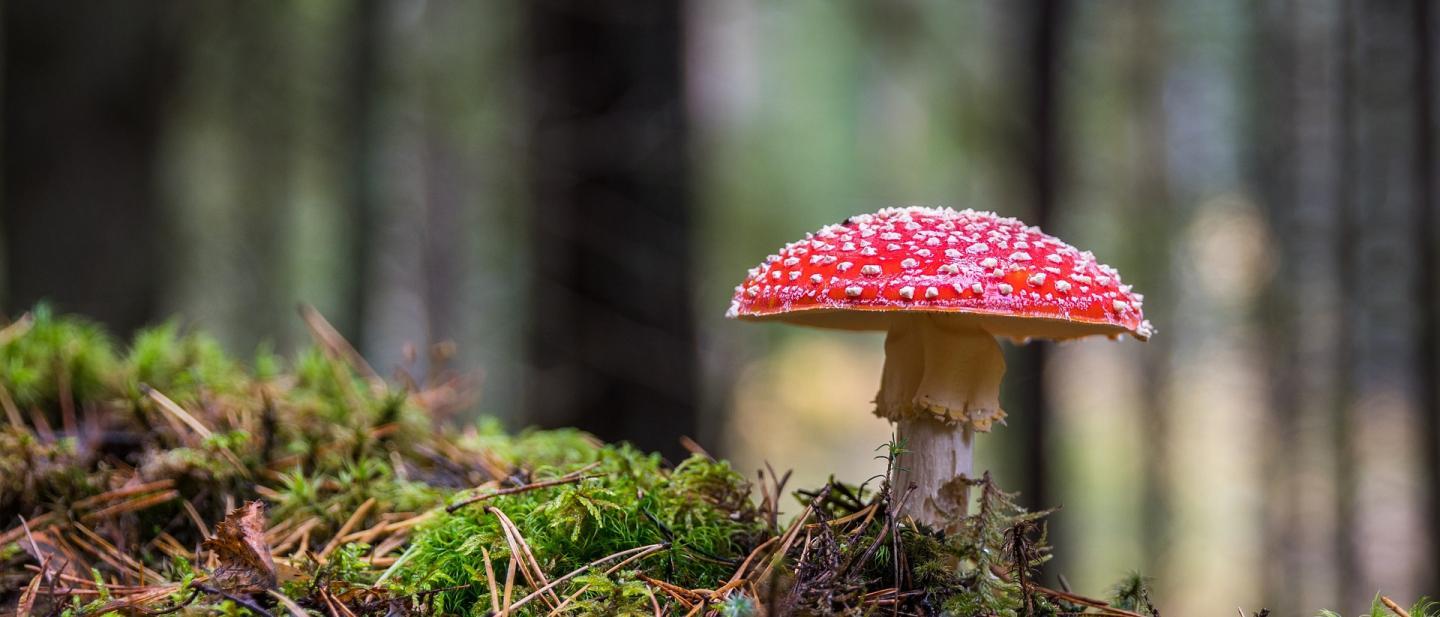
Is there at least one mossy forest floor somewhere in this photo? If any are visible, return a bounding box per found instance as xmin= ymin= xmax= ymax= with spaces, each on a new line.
xmin=0 ymin=307 xmax=1282 ymax=615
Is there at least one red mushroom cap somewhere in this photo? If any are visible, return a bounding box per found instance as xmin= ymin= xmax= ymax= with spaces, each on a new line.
xmin=727 ymin=206 xmax=1153 ymax=341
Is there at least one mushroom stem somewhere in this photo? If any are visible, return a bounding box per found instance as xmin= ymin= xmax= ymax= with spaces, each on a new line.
xmin=895 ymin=415 xmax=974 ymax=530
xmin=876 ymin=315 xmax=1006 ymax=529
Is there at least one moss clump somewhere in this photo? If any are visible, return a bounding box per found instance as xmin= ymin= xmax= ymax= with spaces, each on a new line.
xmin=0 ymin=305 xmax=118 ymax=410
xmin=395 ymin=433 xmax=764 ymax=614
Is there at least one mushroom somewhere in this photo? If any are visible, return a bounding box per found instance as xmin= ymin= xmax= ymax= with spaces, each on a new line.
xmin=727 ymin=206 xmax=1151 ymax=530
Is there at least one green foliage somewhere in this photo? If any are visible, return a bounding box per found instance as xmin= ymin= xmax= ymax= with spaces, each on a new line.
xmin=0 ymin=305 xmax=117 ymax=408
xmin=394 ymin=435 xmax=764 ymax=616
xmin=1318 ymin=595 xmax=1438 ymax=617
xmin=931 ymin=474 xmax=1053 ymax=616
xmin=0 ymin=307 xmax=450 ymax=610
xmin=1413 ymin=597 xmax=1439 ymax=617
xmin=774 ymin=440 xmax=1064 ymax=615
xmin=325 ymin=542 xmax=378 ymax=586
xmin=126 ymin=321 xmax=248 ymax=403
xmin=567 ymin=570 xmax=653 ymax=616
xmin=1111 ymin=571 xmax=1158 ymax=614
xmin=0 ymin=425 xmax=96 ymax=510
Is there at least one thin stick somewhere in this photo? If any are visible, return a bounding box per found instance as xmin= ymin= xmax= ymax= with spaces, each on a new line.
xmin=319 ymin=498 xmax=376 ymax=560
xmin=546 ymin=544 xmax=672 ymax=615
xmin=489 ymin=507 xmax=562 ymax=611
xmin=0 ymin=513 xmax=54 ymax=549
xmin=0 ymin=379 xmax=24 ymax=430
xmin=268 ymin=590 xmax=310 ymax=617
xmin=144 ymin=385 xmax=249 ymax=477
xmin=447 ymin=463 xmax=602 ymax=513
xmin=182 ymin=500 xmax=211 ymax=540
xmin=57 ymin=364 xmax=76 ymax=437
xmin=713 ymin=573 xmax=749 ymax=599
xmin=755 ymin=503 xmax=815 ymax=584
xmin=70 ymin=524 xmax=165 ymax=582
xmin=502 ymin=555 xmax=517 ymax=612
xmin=27 ymin=408 xmax=53 ymax=443
xmin=17 ymin=516 xmax=54 ymax=585
xmin=647 ymin=585 xmax=662 ymax=617
xmin=81 ymin=490 xmax=179 ymax=523
xmin=1382 ymin=596 xmax=1412 ymax=617
xmin=635 ymin=573 xmax=701 ymax=606
xmin=298 ymin=304 xmax=382 ymax=385
xmin=318 ymin=589 xmax=340 ymax=617
xmin=678 ymin=435 xmax=712 ymax=460
xmin=1032 ymin=585 xmax=1147 ymax=617
xmin=483 ymin=547 xmax=500 ymax=614
xmin=141 ymin=385 xmax=213 ymax=439
xmin=683 ymin=600 xmax=705 ymax=617
xmin=72 ymin=480 xmax=177 ymax=510
xmin=506 ymin=543 xmax=664 ymax=616
xmin=723 ymin=535 xmax=779 ymax=587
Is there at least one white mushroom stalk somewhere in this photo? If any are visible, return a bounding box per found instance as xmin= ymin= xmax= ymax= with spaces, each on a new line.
xmin=727 ymin=207 xmax=1152 ymax=532
xmin=876 ymin=315 xmax=1005 ymax=528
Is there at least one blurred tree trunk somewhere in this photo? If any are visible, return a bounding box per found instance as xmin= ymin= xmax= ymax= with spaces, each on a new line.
xmin=1254 ymin=1 xmax=1346 ymax=610
xmin=1340 ymin=0 xmax=1430 ymax=605
xmin=1127 ymin=0 xmax=1173 ymax=584
xmin=226 ymin=3 xmax=298 ymax=349
xmin=1009 ymin=0 xmax=1067 ymax=519
xmin=1412 ymin=0 xmax=1440 ymax=596
xmin=1333 ymin=2 xmax=1361 ymax=607
xmin=0 ymin=2 xmax=178 ymax=334
xmin=343 ymin=0 xmax=383 ymax=352
xmin=524 ymin=2 xmax=697 ymax=460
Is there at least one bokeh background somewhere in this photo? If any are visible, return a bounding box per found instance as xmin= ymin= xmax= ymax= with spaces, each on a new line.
xmin=1 ymin=1 xmax=1435 ymax=613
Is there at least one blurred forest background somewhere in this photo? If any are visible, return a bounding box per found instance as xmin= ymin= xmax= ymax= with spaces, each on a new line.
xmin=1 ymin=0 xmax=1436 ymax=614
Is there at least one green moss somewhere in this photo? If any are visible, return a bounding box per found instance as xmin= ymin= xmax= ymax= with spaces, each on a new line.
xmin=126 ymin=321 xmax=248 ymax=403
xmin=0 ymin=305 xmax=118 ymax=409
xmin=566 ymin=570 xmax=653 ymax=616
xmin=394 ymin=437 xmax=764 ymax=615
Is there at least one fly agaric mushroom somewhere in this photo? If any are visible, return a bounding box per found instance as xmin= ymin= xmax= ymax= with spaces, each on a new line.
xmin=727 ymin=206 xmax=1151 ymax=530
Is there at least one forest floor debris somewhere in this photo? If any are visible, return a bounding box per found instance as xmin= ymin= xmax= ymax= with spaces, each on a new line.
xmin=0 ymin=306 xmax=1231 ymax=615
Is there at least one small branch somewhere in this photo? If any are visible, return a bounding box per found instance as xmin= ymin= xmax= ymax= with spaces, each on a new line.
xmin=1031 ymin=585 xmax=1147 ymax=617
xmin=482 ymin=547 xmax=500 ymax=615
xmin=80 ymin=489 xmax=179 ymax=523
xmin=446 ymin=462 xmax=602 ymax=513
xmin=319 ymin=497 xmax=376 ymax=560
xmin=489 ymin=507 xmax=562 ymax=611
xmin=140 ymin=385 xmax=212 ymax=440
xmin=72 ymin=479 xmax=176 ymax=510
xmin=1382 ymin=596 xmax=1412 ymax=617
xmin=298 ymin=304 xmax=382 ymax=386
xmin=678 ymin=435 xmax=712 ymax=460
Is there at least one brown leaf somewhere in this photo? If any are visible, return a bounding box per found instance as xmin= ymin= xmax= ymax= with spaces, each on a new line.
xmin=203 ymin=501 xmax=278 ymax=593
